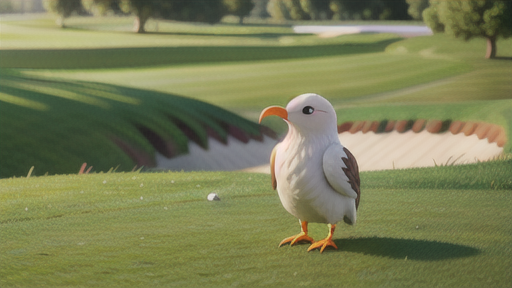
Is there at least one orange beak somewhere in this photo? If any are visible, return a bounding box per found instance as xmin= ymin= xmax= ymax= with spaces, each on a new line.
xmin=259 ymin=106 xmax=288 ymax=123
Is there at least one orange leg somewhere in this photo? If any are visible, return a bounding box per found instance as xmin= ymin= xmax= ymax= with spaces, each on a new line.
xmin=307 ymin=224 xmax=338 ymax=253
xmin=279 ymin=220 xmax=315 ymax=247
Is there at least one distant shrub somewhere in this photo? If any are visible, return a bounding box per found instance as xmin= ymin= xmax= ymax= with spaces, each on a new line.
xmin=267 ymin=0 xmax=308 ymax=20
xmin=0 ymin=0 xmax=14 ymax=13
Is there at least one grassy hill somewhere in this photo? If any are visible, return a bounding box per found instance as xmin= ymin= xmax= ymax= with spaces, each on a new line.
xmin=0 ymin=70 xmax=268 ymax=178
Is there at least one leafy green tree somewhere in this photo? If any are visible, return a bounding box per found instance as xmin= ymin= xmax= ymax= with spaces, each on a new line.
xmin=223 ymin=0 xmax=255 ymax=24
xmin=0 ymin=0 xmax=14 ymax=13
xmin=159 ymin=0 xmax=226 ymax=24
xmin=266 ymin=0 xmax=289 ymax=19
xmin=119 ymin=0 xmax=155 ymax=33
xmin=251 ymin=0 xmax=270 ymax=18
xmin=285 ymin=0 xmax=309 ymax=20
xmin=300 ymin=0 xmax=331 ymax=20
xmin=267 ymin=0 xmax=305 ymax=20
xmin=329 ymin=0 xmax=342 ymax=19
xmin=84 ymin=0 xmax=227 ymax=33
xmin=267 ymin=0 xmax=308 ymax=20
xmin=43 ymin=0 xmax=83 ymax=27
xmin=423 ymin=0 xmax=512 ymax=59
xmin=82 ymin=0 xmax=150 ymax=31
xmin=406 ymin=0 xmax=428 ymax=20
xmin=267 ymin=0 xmax=335 ymax=20
xmin=327 ymin=0 xmax=410 ymax=20
xmin=82 ymin=0 xmax=124 ymax=15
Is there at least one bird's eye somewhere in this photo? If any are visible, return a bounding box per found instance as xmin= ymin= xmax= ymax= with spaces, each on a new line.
xmin=302 ymin=106 xmax=314 ymax=115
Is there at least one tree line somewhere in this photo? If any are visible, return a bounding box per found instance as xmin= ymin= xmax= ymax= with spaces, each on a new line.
xmin=43 ymin=0 xmax=255 ymax=32
xmin=43 ymin=0 xmax=511 ymax=59
xmin=266 ymin=0 xmax=411 ymax=21
xmin=43 ymin=0 xmax=417 ymax=27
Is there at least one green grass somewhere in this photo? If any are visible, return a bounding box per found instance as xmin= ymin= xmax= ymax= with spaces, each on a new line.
xmin=1 ymin=15 xmax=512 ymax=287
xmin=0 ymin=15 xmax=402 ymax=69
xmin=1 ymin=160 xmax=511 ymax=287
xmin=0 ymin=71 xmax=264 ymax=178
xmin=381 ymin=35 xmax=512 ymax=103
xmin=1 ymin=16 xmax=512 ymax=178
xmin=30 ymin=50 xmax=469 ymax=108
xmin=0 ymin=15 xmax=415 ymax=50
xmin=0 ymin=16 xmax=293 ymax=49
xmin=24 ymin=33 xmax=509 ymax=114
xmin=364 ymin=157 xmax=512 ymax=190
xmin=0 ymin=40 xmax=400 ymax=69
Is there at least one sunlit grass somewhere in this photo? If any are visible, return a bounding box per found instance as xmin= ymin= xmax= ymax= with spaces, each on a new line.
xmin=1 ymin=161 xmax=511 ymax=287
xmin=1 ymin=17 xmax=511 ymax=178
xmin=1 ymin=16 xmax=511 ymax=287
xmin=31 ymin=51 xmax=467 ymax=110
xmin=0 ymin=71 xmax=263 ymax=178
xmin=0 ymin=14 xmax=393 ymax=50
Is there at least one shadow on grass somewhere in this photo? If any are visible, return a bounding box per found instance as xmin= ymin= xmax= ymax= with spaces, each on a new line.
xmin=334 ymin=237 xmax=480 ymax=261
xmin=0 ymin=71 xmax=268 ymax=177
xmin=0 ymin=38 xmax=401 ymax=69
xmin=493 ymin=56 xmax=512 ymax=61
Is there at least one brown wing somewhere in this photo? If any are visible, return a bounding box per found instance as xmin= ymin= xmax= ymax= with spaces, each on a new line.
xmin=270 ymin=145 xmax=277 ymax=190
xmin=342 ymin=147 xmax=361 ymax=210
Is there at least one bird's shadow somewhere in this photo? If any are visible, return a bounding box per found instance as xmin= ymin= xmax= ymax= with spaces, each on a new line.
xmin=493 ymin=56 xmax=512 ymax=61
xmin=331 ymin=237 xmax=480 ymax=261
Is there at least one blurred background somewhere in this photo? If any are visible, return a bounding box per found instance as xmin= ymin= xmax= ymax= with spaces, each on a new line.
xmin=1 ymin=0 xmax=511 ymax=178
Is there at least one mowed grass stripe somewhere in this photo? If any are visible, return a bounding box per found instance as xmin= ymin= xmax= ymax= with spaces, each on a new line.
xmin=376 ymin=61 xmax=512 ymax=103
xmin=33 ymin=52 xmax=468 ymax=111
xmin=0 ymin=42 xmax=399 ymax=69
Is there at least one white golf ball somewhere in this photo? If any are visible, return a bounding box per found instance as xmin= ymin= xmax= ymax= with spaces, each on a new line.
xmin=207 ymin=193 xmax=220 ymax=201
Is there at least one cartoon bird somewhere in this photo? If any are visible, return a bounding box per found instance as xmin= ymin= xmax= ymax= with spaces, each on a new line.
xmin=259 ymin=93 xmax=360 ymax=253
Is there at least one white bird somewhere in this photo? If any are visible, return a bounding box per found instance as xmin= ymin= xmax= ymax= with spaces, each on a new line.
xmin=259 ymin=93 xmax=360 ymax=253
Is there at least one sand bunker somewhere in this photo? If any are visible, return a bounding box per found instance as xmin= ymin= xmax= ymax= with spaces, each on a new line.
xmin=293 ymin=25 xmax=433 ymax=38
xmin=155 ymin=120 xmax=505 ymax=173
xmin=340 ymin=130 xmax=503 ymax=171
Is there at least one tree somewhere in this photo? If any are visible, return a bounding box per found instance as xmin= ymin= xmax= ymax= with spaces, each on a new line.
xmin=285 ymin=0 xmax=309 ymax=20
xmin=267 ymin=0 xmax=334 ymax=20
xmin=119 ymin=0 xmax=156 ymax=33
xmin=423 ymin=0 xmax=512 ymax=59
xmin=82 ymin=0 xmax=125 ymax=16
xmin=158 ymin=0 xmax=226 ymax=24
xmin=329 ymin=0 xmax=343 ymax=20
xmin=326 ymin=0 xmax=410 ymax=20
xmin=267 ymin=0 xmax=308 ymax=20
xmin=251 ymin=0 xmax=270 ymax=18
xmin=406 ymin=0 xmax=428 ymax=20
xmin=266 ymin=0 xmax=289 ymax=19
xmin=43 ymin=0 xmax=83 ymax=27
xmin=0 ymin=0 xmax=14 ymax=13
xmin=85 ymin=0 xmax=172 ymax=33
xmin=223 ymin=0 xmax=255 ymax=24
xmin=300 ymin=0 xmax=332 ymax=20
xmin=84 ymin=0 xmax=227 ymax=33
